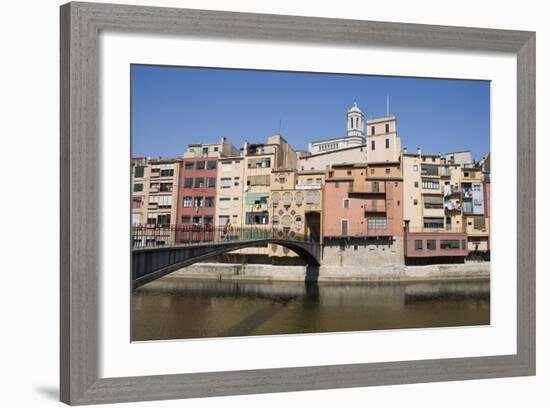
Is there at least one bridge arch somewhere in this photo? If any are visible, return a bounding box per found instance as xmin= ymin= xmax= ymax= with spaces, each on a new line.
xmin=132 ymin=238 xmax=320 ymax=289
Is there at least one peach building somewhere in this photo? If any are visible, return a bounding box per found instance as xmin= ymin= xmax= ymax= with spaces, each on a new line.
xmin=323 ymin=163 xmax=403 ymax=239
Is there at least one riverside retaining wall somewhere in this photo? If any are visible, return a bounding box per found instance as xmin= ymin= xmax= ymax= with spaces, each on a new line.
xmin=165 ymin=261 xmax=490 ymax=283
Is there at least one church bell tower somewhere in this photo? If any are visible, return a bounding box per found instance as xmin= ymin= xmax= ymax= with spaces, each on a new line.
xmin=347 ymin=100 xmax=365 ymax=137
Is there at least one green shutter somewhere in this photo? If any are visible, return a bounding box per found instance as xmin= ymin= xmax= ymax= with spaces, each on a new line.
xmin=133 ymin=183 xmax=143 ymax=192
xmin=134 ymin=166 xmax=144 ymax=178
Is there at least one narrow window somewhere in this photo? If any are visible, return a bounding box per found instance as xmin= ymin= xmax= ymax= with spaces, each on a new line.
xmin=371 ymin=140 xmax=375 ymax=150
xmin=371 ymin=125 xmax=375 ymax=135
xmin=385 ymin=138 xmax=390 ymax=149
xmin=343 ymin=199 xmax=350 ymax=209
xmin=385 ymin=123 xmax=390 ymax=133
xmin=415 ymin=240 xmax=423 ymax=250
xmin=341 ymin=220 xmax=349 ymax=236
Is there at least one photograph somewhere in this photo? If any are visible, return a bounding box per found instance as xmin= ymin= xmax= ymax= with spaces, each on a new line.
xmin=130 ymin=65 xmax=491 ymax=341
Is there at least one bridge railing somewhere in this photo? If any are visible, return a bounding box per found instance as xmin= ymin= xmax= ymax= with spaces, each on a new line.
xmin=131 ymin=224 xmax=314 ymax=249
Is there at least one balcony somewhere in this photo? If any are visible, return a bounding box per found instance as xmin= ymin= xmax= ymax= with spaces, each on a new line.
xmin=364 ymin=199 xmax=386 ymax=213
xmin=349 ymin=180 xmax=385 ymax=194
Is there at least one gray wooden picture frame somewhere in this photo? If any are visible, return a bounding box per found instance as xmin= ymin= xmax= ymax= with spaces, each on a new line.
xmin=60 ymin=1 xmax=536 ymax=405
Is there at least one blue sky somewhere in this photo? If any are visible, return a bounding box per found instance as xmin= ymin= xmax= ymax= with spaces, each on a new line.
xmin=131 ymin=65 xmax=490 ymax=161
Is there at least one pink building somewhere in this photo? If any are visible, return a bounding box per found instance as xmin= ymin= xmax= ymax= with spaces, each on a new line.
xmin=323 ymin=164 xmax=403 ymax=239
xmin=176 ymin=157 xmax=218 ymax=242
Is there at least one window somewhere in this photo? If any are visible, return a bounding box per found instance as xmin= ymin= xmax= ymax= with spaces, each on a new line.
xmin=183 ymin=196 xmax=192 ymax=208
xmin=206 ymin=177 xmax=216 ymax=188
xmin=370 ymin=168 xmax=375 ymax=175
xmin=271 ymin=192 xmax=280 ymax=206
xmin=220 ymin=177 xmax=231 ymax=189
xmin=347 ymin=170 xmax=352 ymax=176
xmin=385 ymin=168 xmax=390 ymax=174
xmin=341 ymin=219 xmax=349 ymax=236
xmin=414 ymin=181 xmax=419 ymax=188
xmin=440 ymin=240 xmax=460 ymax=250
xmin=295 ymin=192 xmax=303 ymax=206
xmin=424 ymin=195 xmax=443 ymax=209
xmin=193 ymin=216 xmax=202 ymax=224
xmin=245 ymin=211 xmax=269 ymax=225
xmin=372 ymin=181 xmax=380 ymax=193
xmin=279 ymin=176 xmax=286 ymax=183
xmin=413 ymin=199 xmax=418 ymax=205
xmin=343 ymin=199 xmax=350 ymax=209
xmin=282 ymin=215 xmax=292 ymax=229
xmin=385 ymin=123 xmax=390 ymax=133
xmin=184 ymin=161 xmax=194 ymax=170
xmin=133 ymin=183 xmax=143 ymax=192
xmin=283 ymin=192 xmax=292 ymax=207
xmin=194 ymin=197 xmax=203 ymax=208
xmin=159 ymin=182 xmax=172 ymax=192
xmin=149 ymin=195 xmax=172 ymax=209
xmin=413 ymin=164 xmax=419 ymax=172
xmin=194 ymin=178 xmax=205 ymax=188
xmin=306 ymin=190 xmax=321 ymax=205
xmin=415 ymin=240 xmax=423 ymax=250
xmin=371 ymin=140 xmax=375 ymax=150
xmin=207 ymin=160 xmax=216 ymax=169
xmin=183 ymin=178 xmax=193 ymax=188
xmin=202 ymin=147 xmax=209 ymax=157
xmin=422 ymin=180 xmax=440 ymax=190
xmin=234 ymin=177 xmax=240 ymax=187
xmin=295 ymin=216 xmax=303 ymax=231
xmin=218 ymin=215 xmax=229 ymax=225
xmin=219 ymin=198 xmax=231 ymax=209
xmin=423 ymin=217 xmax=444 ymax=229
xmin=368 ymin=218 xmax=387 ymax=230
xmin=427 ymin=240 xmax=436 ymax=250
xmin=385 ymin=138 xmax=390 ymax=148
xmin=421 ymin=165 xmax=439 ymax=176
xmin=464 ymin=172 xmax=470 ymax=177
xmin=204 ymin=216 xmax=213 ymax=225
xmin=181 ymin=216 xmax=191 ymax=224
xmin=195 ymin=161 xmax=205 ymax=170
xmin=132 ymin=197 xmax=143 ymax=209
xmin=474 ymin=217 xmax=486 ymax=230
xmin=371 ymin=125 xmax=375 ymax=135
xmin=160 ymin=169 xmax=174 ymax=177
xmin=221 ymin=161 xmax=232 ymax=172
xmin=134 ymin=166 xmax=144 ymax=178
xmin=204 ymin=196 xmax=214 ymax=207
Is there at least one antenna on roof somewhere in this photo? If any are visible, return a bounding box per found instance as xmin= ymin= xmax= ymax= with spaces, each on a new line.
xmin=386 ymin=94 xmax=390 ymax=116
xmin=278 ymin=119 xmax=282 ymax=135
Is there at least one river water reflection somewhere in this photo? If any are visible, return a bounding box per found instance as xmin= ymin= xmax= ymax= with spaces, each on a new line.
xmin=132 ymin=278 xmax=490 ymax=341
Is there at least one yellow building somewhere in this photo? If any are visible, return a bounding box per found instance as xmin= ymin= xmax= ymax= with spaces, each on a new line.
xmin=268 ymin=169 xmax=323 ymax=258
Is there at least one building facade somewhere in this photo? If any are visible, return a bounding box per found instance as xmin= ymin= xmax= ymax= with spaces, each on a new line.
xmin=176 ymin=138 xmax=239 ymax=242
xmin=215 ymin=156 xmax=245 ymax=227
xmin=366 ymin=116 xmax=402 ymax=163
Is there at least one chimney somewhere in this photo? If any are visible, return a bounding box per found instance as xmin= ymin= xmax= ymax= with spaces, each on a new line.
xmin=416 ymin=147 xmax=422 ymax=156
xmin=403 ymin=146 xmax=408 ymax=154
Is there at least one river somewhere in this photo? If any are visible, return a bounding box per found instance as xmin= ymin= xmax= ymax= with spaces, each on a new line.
xmin=132 ymin=277 xmax=489 ymax=341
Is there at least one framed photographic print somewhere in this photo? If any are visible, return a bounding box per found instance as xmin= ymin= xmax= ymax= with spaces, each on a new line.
xmin=60 ymin=1 xmax=535 ymax=405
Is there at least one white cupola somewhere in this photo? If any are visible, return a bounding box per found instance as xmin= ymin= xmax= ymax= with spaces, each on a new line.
xmin=347 ymin=100 xmax=365 ymax=137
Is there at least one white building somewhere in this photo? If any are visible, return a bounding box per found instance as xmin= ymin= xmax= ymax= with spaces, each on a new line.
xmin=307 ymin=101 xmax=367 ymax=155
